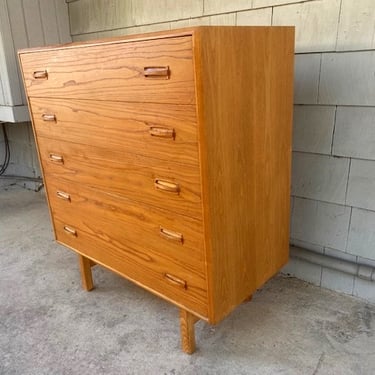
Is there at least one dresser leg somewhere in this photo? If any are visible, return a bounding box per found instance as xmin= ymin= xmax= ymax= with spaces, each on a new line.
xmin=180 ymin=309 xmax=199 ymax=354
xmin=78 ymin=254 xmax=94 ymax=291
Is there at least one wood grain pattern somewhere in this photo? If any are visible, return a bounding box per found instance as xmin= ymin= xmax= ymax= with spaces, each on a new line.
xmin=37 ymin=137 xmax=203 ymax=219
xmin=78 ymin=254 xmax=94 ymax=291
xmin=30 ymin=97 xmax=199 ymax=166
xmin=47 ymin=178 xmax=205 ymax=268
xmin=180 ymin=309 xmax=199 ymax=354
xmin=20 ymin=36 xmax=195 ymax=104
xmin=194 ymin=27 xmax=294 ymax=323
xmin=54 ymin=215 xmax=208 ymax=317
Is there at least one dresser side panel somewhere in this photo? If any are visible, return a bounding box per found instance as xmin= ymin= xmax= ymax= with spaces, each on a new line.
xmin=196 ymin=27 xmax=294 ymax=323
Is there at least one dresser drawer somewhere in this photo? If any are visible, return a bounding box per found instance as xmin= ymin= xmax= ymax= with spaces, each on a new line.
xmin=30 ymin=98 xmax=199 ymax=167
xmin=47 ymin=179 xmax=205 ymax=267
xmin=38 ymin=137 xmax=202 ymax=219
xmin=20 ymin=36 xmax=195 ymax=104
xmin=50 ymin=181 xmax=208 ymax=316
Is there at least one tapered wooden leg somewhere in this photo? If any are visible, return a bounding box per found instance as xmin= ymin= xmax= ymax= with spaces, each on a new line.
xmin=180 ymin=309 xmax=199 ymax=354
xmin=78 ymin=254 xmax=94 ymax=291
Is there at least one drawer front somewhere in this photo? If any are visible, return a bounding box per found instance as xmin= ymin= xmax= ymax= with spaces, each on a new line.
xmin=20 ymin=37 xmax=195 ymax=104
xmin=49 ymin=183 xmax=207 ymax=316
xmin=30 ymin=98 xmax=199 ymax=167
xmin=38 ymin=137 xmax=203 ymax=219
xmin=55 ymin=219 xmax=207 ymax=317
xmin=47 ymin=179 xmax=205 ymax=267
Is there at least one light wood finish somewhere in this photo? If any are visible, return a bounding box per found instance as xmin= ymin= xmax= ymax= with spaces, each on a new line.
xmin=194 ymin=27 xmax=294 ymax=323
xmin=30 ymin=97 xmax=199 ymax=166
xmin=55 ymin=217 xmax=208 ymax=316
xmin=19 ymin=36 xmax=195 ymax=104
xmin=180 ymin=309 xmax=199 ymax=354
xmin=46 ymin=179 xmax=205 ymax=268
xmin=19 ymin=27 xmax=294 ymax=353
xmin=37 ymin=137 xmax=202 ymax=219
xmin=78 ymin=254 xmax=94 ymax=291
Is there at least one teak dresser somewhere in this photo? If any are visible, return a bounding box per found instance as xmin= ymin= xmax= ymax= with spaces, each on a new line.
xmin=18 ymin=26 xmax=294 ymax=354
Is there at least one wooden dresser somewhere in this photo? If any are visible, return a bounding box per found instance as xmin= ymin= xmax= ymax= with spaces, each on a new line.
xmin=18 ymin=27 xmax=294 ymax=353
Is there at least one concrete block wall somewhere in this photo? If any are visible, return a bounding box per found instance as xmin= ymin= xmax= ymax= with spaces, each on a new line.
xmin=67 ymin=0 xmax=375 ymax=302
xmin=0 ymin=0 xmax=71 ymax=190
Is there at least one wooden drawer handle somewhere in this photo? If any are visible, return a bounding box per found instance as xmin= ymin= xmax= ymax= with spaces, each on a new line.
xmin=144 ymin=66 xmax=170 ymax=79
xmin=56 ymin=191 xmax=70 ymax=201
xmin=149 ymin=126 xmax=175 ymax=139
xmin=160 ymin=227 xmax=183 ymax=244
xmin=164 ymin=273 xmax=187 ymax=289
xmin=42 ymin=113 xmax=56 ymax=122
xmin=49 ymin=154 xmax=64 ymax=164
xmin=33 ymin=70 xmax=48 ymax=79
xmin=154 ymin=179 xmax=180 ymax=194
xmin=63 ymin=225 xmax=77 ymax=236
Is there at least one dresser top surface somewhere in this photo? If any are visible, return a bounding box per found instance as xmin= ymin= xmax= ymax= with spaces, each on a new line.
xmin=18 ymin=26 xmax=294 ymax=55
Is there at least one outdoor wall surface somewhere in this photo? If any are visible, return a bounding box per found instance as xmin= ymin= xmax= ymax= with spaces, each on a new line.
xmin=0 ymin=0 xmax=70 ymax=188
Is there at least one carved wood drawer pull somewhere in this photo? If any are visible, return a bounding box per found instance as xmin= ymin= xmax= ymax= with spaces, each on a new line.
xmin=149 ymin=126 xmax=175 ymax=139
xmin=144 ymin=66 xmax=170 ymax=79
xmin=154 ymin=179 xmax=180 ymax=194
xmin=56 ymin=191 xmax=70 ymax=201
xmin=42 ymin=113 xmax=56 ymax=122
xmin=63 ymin=225 xmax=77 ymax=236
xmin=164 ymin=273 xmax=187 ymax=289
xmin=49 ymin=154 xmax=64 ymax=164
xmin=160 ymin=227 xmax=183 ymax=244
xmin=33 ymin=70 xmax=48 ymax=79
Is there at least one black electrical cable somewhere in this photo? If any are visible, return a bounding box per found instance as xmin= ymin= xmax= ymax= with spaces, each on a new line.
xmin=0 ymin=122 xmax=10 ymax=175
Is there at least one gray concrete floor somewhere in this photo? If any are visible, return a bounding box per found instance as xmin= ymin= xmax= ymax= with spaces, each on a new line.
xmin=1 ymin=186 xmax=375 ymax=375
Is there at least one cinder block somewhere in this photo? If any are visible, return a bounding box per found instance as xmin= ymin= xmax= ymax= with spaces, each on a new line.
xmin=292 ymin=152 xmax=349 ymax=205
xmin=236 ymin=8 xmax=272 ymax=26
xmin=347 ymin=208 xmax=375 ymax=259
xmin=293 ymin=105 xmax=335 ymax=154
xmin=170 ymin=19 xmax=190 ymax=29
xmin=347 ymin=159 xmax=375 ymax=211
xmin=132 ymin=0 xmax=203 ymax=25
xmin=281 ymin=257 xmax=322 ymax=286
xmin=209 ymin=13 xmax=236 ymax=25
xmin=171 ymin=17 xmax=213 ymax=29
xmin=353 ymin=277 xmax=375 ymax=303
xmin=124 ymin=23 xmax=171 ymax=36
xmin=290 ymin=239 xmax=324 ymax=253
xmin=321 ymin=267 xmax=354 ymax=295
xmin=336 ymin=0 xmax=375 ymax=51
xmin=6 ymin=123 xmax=31 ymax=145
xmin=69 ymin=0 xmax=134 ymax=35
xmin=357 ymin=256 xmax=375 ymax=268
xmin=324 ymin=247 xmax=357 ymax=263
xmin=333 ymin=106 xmax=375 ymax=160
xmin=319 ymin=51 xmax=375 ymax=106
xmin=204 ymin=0 xmax=251 ymax=15
xmin=253 ymin=0 xmax=305 ymax=7
xmin=272 ymin=0 xmax=340 ymax=53
xmin=294 ymin=54 xmax=320 ymax=104
xmin=291 ymin=198 xmax=351 ymax=250
xmin=9 ymin=142 xmax=34 ymax=167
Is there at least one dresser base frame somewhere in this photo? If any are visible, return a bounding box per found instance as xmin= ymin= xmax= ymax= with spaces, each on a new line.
xmin=78 ymin=254 xmax=200 ymax=354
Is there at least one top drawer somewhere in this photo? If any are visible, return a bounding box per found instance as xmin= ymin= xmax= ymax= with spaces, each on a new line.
xmin=19 ymin=36 xmax=195 ymax=104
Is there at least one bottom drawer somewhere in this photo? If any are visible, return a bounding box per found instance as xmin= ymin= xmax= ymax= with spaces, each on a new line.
xmin=54 ymin=218 xmax=208 ymax=318
xmin=47 ymin=181 xmax=208 ymax=318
